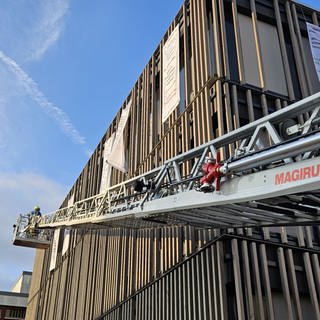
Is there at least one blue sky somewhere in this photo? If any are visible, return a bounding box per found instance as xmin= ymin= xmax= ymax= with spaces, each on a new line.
xmin=0 ymin=0 xmax=319 ymax=291
xmin=0 ymin=0 xmax=183 ymax=291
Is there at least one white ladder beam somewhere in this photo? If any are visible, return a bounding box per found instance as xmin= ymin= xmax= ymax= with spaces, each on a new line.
xmin=13 ymin=92 xmax=320 ymax=234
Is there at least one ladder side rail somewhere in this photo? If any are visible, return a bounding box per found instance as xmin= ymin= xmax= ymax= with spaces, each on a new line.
xmin=40 ymin=129 xmax=320 ymax=228
xmin=38 ymin=93 xmax=320 ymax=228
xmin=301 ymin=106 xmax=320 ymax=135
xmin=40 ymin=167 xmax=163 ymax=226
xmin=40 ymin=130 xmax=320 ymax=227
xmin=165 ymin=93 xmax=320 ymax=163
xmin=41 ymin=153 xmax=320 ymax=229
xmin=243 ymin=122 xmax=281 ymax=152
xmin=41 ymin=192 xmax=102 ymax=224
xmin=227 ymin=130 xmax=320 ymax=173
xmin=187 ymin=148 xmax=209 ymax=190
xmin=146 ymin=165 xmax=170 ymax=203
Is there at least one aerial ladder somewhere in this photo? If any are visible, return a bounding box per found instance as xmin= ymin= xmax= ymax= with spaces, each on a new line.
xmin=13 ymin=92 xmax=320 ymax=249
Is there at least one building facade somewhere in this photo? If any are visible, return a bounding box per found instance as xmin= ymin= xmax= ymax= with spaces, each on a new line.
xmin=26 ymin=0 xmax=320 ymax=319
xmin=0 ymin=271 xmax=32 ymax=320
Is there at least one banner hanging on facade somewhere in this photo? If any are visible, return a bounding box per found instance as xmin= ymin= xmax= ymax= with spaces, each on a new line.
xmin=162 ymin=24 xmax=180 ymax=123
xmin=67 ymin=192 xmax=74 ymax=207
xmin=62 ymin=229 xmax=70 ymax=256
xmin=99 ymin=133 xmax=116 ymax=192
xmin=106 ymin=100 xmax=131 ymax=173
xmin=49 ymin=229 xmax=60 ymax=271
xmin=307 ymin=22 xmax=320 ymax=81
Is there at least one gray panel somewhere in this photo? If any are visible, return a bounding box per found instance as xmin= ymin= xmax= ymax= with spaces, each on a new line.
xmin=238 ymin=14 xmax=261 ymax=87
xmin=0 ymin=294 xmax=28 ymax=307
xmin=272 ymin=293 xmax=290 ymax=319
xmin=301 ymin=296 xmax=318 ymax=320
xmin=258 ymin=20 xmax=288 ymax=95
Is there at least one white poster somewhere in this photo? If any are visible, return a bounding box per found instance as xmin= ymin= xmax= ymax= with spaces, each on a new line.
xmin=49 ymin=228 xmax=60 ymax=271
xmin=162 ymin=24 xmax=180 ymax=123
xmin=149 ymin=112 xmax=153 ymax=152
xmin=68 ymin=192 xmax=74 ymax=207
xmin=62 ymin=229 xmax=70 ymax=256
xmin=99 ymin=133 xmax=115 ymax=192
xmin=307 ymin=22 xmax=320 ymax=81
xmin=106 ymin=100 xmax=131 ymax=173
xmin=73 ymin=229 xmax=77 ymax=248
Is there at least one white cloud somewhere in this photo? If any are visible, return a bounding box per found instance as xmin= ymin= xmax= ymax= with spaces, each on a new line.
xmin=29 ymin=0 xmax=70 ymax=61
xmin=0 ymin=50 xmax=86 ymax=146
xmin=0 ymin=0 xmax=86 ymax=148
xmin=0 ymin=0 xmax=88 ymax=291
xmin=0 ymin=172 xmax=68 ymax=291
xmin=0 ymin=0 xmax=70 ymax=62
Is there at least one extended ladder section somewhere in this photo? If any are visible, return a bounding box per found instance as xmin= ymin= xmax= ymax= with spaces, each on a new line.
xmin=13 ymin=92 xmax=320 ymax=247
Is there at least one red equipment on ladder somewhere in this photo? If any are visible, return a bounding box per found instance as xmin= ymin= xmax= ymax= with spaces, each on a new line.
xmin=12 ymin=92 xmax=320 ymax=248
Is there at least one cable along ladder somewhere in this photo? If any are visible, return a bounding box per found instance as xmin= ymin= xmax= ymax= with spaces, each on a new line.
xmin=13 ymin=92 xmax=320 ymax=248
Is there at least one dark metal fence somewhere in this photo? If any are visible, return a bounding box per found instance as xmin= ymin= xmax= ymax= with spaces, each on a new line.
xmin=98 ymin=230 xmax=320 ymax=320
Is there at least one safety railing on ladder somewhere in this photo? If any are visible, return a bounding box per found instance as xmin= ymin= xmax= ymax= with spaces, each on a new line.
xmin=12 ymin=92 xmax=320 ymax=247
xmin=38 ymin=92 xmax=320 ymax=227
xmin=13 ymin=214 xmax=52 ymax=248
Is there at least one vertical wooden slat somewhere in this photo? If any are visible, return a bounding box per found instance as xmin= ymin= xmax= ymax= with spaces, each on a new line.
xmin=231 ymin=239 xmax=246 ymax=319
xmin=231 ymin=0 xmax=245 ymax=82
xmin=241 ymin=239 xmax=255 ymax=319
xmin=297 ymin=227 xmax=320 ymax=318
xmin=280 ymin=227 xmax=303 ymax=320
xmin=69 ymin=233 xmax=83 ymax=319
xmin=291 ymin=3 xmax=312 ymax=94
xmin=182 ymin=2 xmax=192 ymax=162
xmin=216 ymin=240 xmax=227 ymax=320
xmin=246 ymin=89 xmax=255 ymax=122
xmin=285 ymin=1 xmax=308 ymax=97
xmin=249 ymin=0 xmax=265 ymax=88
xmin=273 ymin=0 xmax=295 ymax=100
xmin=76 ymin=232 xmax=91 ymax=319
xmin=190 ymin=0 xmax=201 ymax=147
xmin=259 ymin=242 xmax=275 ymax=320
xmin=312 ymin=11 xmax=319 ymax=25
xmin=305 ymin=227 xmax=320 ymax=299
xmin=277 ymin=246 xmax=294 ymax=319
xmin=250 ymin=241 xmax=265 ymax=320
xmin=217 ymin=0 xmax=229 ymax=78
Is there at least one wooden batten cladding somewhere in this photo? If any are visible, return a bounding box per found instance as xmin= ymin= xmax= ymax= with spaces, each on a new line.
xmin=27 ymin=0 xmax=320 ymax=319
xmin=26 ymin=225 xmax=320 ymax=319
xmin=98 ymin=226 xmax=320 ymax=320
xmin=27 ymin=226 xmax=213 ymax=319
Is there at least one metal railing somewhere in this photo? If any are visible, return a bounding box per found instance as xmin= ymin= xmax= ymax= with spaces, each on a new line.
xmin=37 ymin=92 xmax=320 ymax=228
xmin=96 ymin=232 xmax=320 ymax=320
xmin=13 ymin=214 xmax=52 ymax=247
